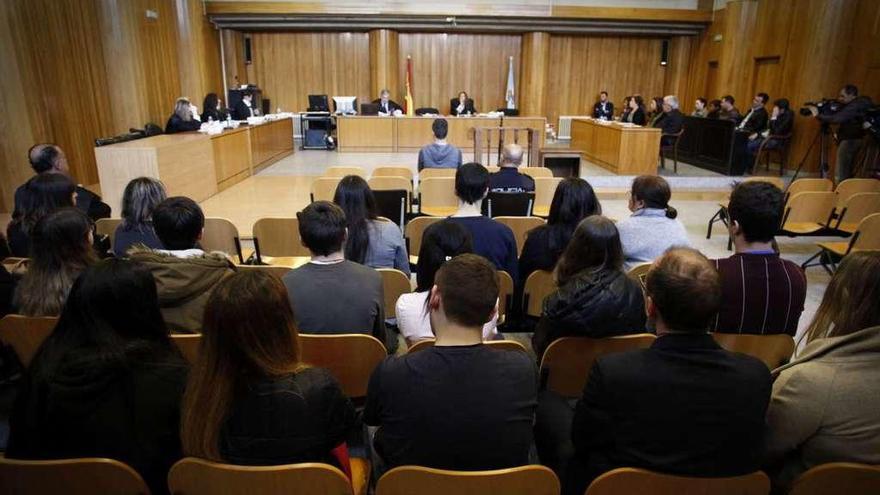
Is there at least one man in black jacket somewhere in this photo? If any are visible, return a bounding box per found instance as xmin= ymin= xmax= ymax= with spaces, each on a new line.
xmin=655 ymin=95 xmax=684 ymax=146
xmin=564 ymin=247 xmax=771 ymax=495
xmin=373 ymin=89 xmax=402 ymax=116
xmin=746 ymin=98 xmax=794 ymax=173
xmin=232 ymin=91 xmax=257 ymax=120
xmin=592 ymin=92 xmax=614 ymax=120
xmin=810 ymin=84 xmax=874 ymax=181
xmin=738 ymin=93 xmax=770 ymax=134
xmin=733 ymin=92 xmax=771 ymax=174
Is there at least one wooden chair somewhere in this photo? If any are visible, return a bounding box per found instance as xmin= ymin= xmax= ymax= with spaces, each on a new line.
xmin=710 ymin=333 xmax=795 ymax=369
xmin=311 ymin=177 xmax=342 ymax=202
xmin=780 ymin=191 xmax=836 ymax=236
xmin=377 ymin=268 xmax=412 ymax=319
xmin=418 ymin=168 xmax=457 ymax=180
xmin=788 ymin=462 xmax=880 ymax=495
xmin=95 ymin=218 xmax=122 ymax=248
xmin=0 ymin=456 xmax=150 ymax=495
xmin=235 ymin=264 xmax=294 ymax=278
xmin=408 ymin=339 xmax=528 ymax=354
xmin=522 ymin=167 xmax=553 ymax=179
xmin=495 ymin=217 xmax=545 ymax=257
xmin=0 ymin=314 xmax=58 ymax=368
xmin=626 ymin=262 xmax=652 ymax=291
xmin=369 ymin=177 xmax=413 ymax=229
xmin=540 ymin=334 xmax=657 ymax=397
xmin=784 ymin=178 xmax=834 ymax=204
xmin=368 ymin=176 xmax=413 ymax=195
xmin=834 ymin=178 xmax=880 ymax=209
xmin=202 ymin=217 xmax=242 ymax=262
xmin=483 ymin=192 xmax=535 ymax=217
xmin=168 ymin=457 xmax=355 ymax=495
xmin=497 ymin=270 xmax=514 ymax=324
xmin=171 ymin=334 xmax=202 ymax=366
xmin=585 ymin=467 xmax=770 ymax=495
xmin=533 ymin=177 xmax=562 ymax=217
xmin=419 ymin=177 xmax=458 ymax=216
xmin=659 ymin=129 xmax=685 ymax=173
xmin=486 ymin=165 xmax=501 ymax=173
xmin=376 ymin=464 xmax=559 ymax=495
xmin=404 ymin=216 xmax=443 ymax=265
xmin=523 ymin=269 xmax=556 ymax=317
xmin=252 ymin=217 xmax=311 ymax=258
xmin=324 ymin=166 xmax=367 ymax=178
xmin=756 ymin=132 xmax=793 ymax=176
xmin=831 ymin=192 xmax=880 ymax=234
xmin=299 ymin=334 xmax=386 ymax=398
xmin=803 ymin=212 xmax=880 ymax=274
xmin=372 ymin=166 xmax=413 ymax=181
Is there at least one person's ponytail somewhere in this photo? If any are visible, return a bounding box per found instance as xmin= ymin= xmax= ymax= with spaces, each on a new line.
xmin=665 ymin=206 xmax=678 ymax=219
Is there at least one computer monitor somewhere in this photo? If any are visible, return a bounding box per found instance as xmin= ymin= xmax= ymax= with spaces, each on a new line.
xmin=360 ymin=103 xmax=380 ymax=116
xmin=308 ymin=94 xmax=329 ymax=112
xmin=332 ymin=96 xmax=357 ymax=115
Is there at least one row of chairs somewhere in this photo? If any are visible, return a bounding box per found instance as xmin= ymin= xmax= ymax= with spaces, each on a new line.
xmin=319 ymin=165 xmax=554 ymax=181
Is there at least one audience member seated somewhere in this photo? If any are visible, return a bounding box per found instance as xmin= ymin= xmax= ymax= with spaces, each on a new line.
xmin=647 ymin=97 xmax=664 ymax=127
xmin=396 ymin=220 xmax=498 ymax=346
xmin=592 ymin=91 xmax=614 ymax=120
xmin=746 ymin=98 xmax=794 ymax=173
xmin=488 ymin=144 xmax=535 ymax=193
xmin=200 ymin=92 xmax=227 ymax=122
xmin=764 ymin=251 xmax=880 ymax=491
xmin=707 ymin=98 xmax=722 ymax=119
xmin=7 ymin=173 xmax=76 ymax=257
xmin=365 ymin=254 xmax=537 ymax=471
xmin=719 ymin=94 xmax=742 ymax=122
xmin=114 ymin=177 xmax=167 ymax=256
xmin=448 ymin=163 xmax=518 ymax=279
xmin=617 ymin=176 xmax=690 ymax=269
xmin=182 ymin=270 xmax=355 ymax=466
xmin=692 ymin=97 xmax=708 ymax=117
xmin=7 ymin=259 xmax=189 ymax=495
xmin=654 ymin=95 xmax=684 ymax=146
xmin=334 ymin=176 xmax=410 ymax=275
xmin=712 ymin=181 xmax=806 ymax=335
xmin=12 ymin=208 xmax=97 ymax=317
xmin=623 ymin=95 xmax=646 ymax=125
xmin=564 ymin=248 xmax=771 ymax=495
xmin=14 ymin=143 xmax=110 ymax=223
xmin=282 ymin=201 xmax=389 ymax=349
xmin=165 ymin=97 xmax=202 ymax=134
xmin=532 ymin=216 xmax=646 ymax=359
xmin=737 ymin=92 xmax=770 ymax=135
xmin=418 ymin=118 xmax=463 ymax=171
xmin=128 ymin=197 xmax=234 ymax=333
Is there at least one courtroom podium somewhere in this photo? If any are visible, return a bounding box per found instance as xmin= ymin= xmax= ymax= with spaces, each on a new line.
xmin=570 ymin=119 xmax=661 ymax=175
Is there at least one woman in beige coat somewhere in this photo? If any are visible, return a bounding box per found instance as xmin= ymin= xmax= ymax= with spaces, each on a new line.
xmin=764 ymin=251 xmax=880 ymax=490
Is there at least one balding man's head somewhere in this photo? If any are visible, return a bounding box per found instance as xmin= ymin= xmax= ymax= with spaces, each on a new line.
xmin=646 ymin=247 xmax=721 ymax=333
xmin=501 ymin=144 xmax=524 ymax=168
xmin=28 ymin=144 xmax=67 ymax=174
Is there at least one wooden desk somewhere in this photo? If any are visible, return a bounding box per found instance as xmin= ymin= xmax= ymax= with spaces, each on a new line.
xmin=396 ymin=117 xmax=501 ymax=152
xmin=570 ymin=119 xmax=661 ymax=175
xmin=336 ymin=116 xmax=395 ymax=152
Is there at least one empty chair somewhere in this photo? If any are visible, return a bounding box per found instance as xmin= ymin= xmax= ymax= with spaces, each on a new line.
xmin=311 ymin=177 xmax=342 ymax=202
xmin=376 ymin=465 xmax=559 ymax=495
xmin=252 ymin=217 xmax=310 ymax=258
xmin=95 ymin=218 xmax=122 ymax=247
xmin=167 ymin=457 xmax=355 ymax=495
xmin=483 ymin=192 xmax=535 ymax=217
xmin=0 ymin=457 xmax=151 ymax=495
xmin=369 ymin=176 xmax=413 ymax=229
xmin=711 ymin=333 xmax=795 ymax=369
xmin=495 ymin=217 xmax=546 ymax=256
xmin=404 ymin=216 xmax=443 ymax=264
xmin=298 ymin=333 xmax=386 ymax=399
xmin=788 ymin=462 xmax=880 ymax=495
xmin=419 ymin=177 xmax=458 ymax=216
xmin=372 ymin=166 xmax=414 ymax=181
xmin=324 ymin=166 xmax=367 ymax=178
xmin=533 ymin=177 xmax=562 ymax=217
xmin=0 ymin=314 xmax=58 ymax=367
xmin=368 ymin=176 xmax=413 ymax=195
xmin=171 ymin=333 xmax=202 ymax=366
xmin=522 ymin=167 xmax=553 ymax=179
xmin=201 ymin=217 xmax=242 ymax=261
xmin=832 ymin=192 xmax=880 ymax=234
xmin=539 ymin=334 xmax=657 ymax=397
xmin=785 ymin=178 xmax=834 ymax=204
xmin=407 ymin=339 xmax=528 ymax=354
xmin=377 ymin=268 xmax=412 ymax=319
xmin=486 ymin=166 xmax=501 ymax=173
xmin=803 ymin=212 xmax=880 ymax=273
xmin=780 ymin=191 xmax=837 ymax=235
xmin=523 ymin=269 xmax=556 ymax=317
xmin=834 ymin=178 xmax=880 ymax=209
xmin=419 ymin=168 xmax=457 ymax=180
xmin=585 ymin=467 xmax=770 ymax=495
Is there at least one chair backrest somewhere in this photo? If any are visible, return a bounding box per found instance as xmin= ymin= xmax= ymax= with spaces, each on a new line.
xmin=788 ymin=462 xmax=880 ymax=495
xmin=483 ymin=192 xmax=534 ymax=217
xmin=522 ymin=167 xmax=553 ymax=179
xmin=834 ymin=178 xmax=880 ymax=208
xmin=171 ymin=334 xmax=202 ymax=366
xmin=408 ymin=338 xmax=527 ymax=354
xmin=850 ymin=212 xmax=880 ymax=252
xmin=235 ymin=264 xmax=294 ymax=278
xmin=523 ymin=269 xmax=556 ymax=317
xmin=202 ymin=218 xmax=241 ymax=259
xmin=786 ymin=178 xmax=834 ymax=200
xmin=368 ymin=176 xmax=413 ymax=193
xmin=372 ymin=191 xmax=410 ymax=230
xmin=298 ymin=334 xmax=386 ymax=398
xmin=743 ymin=176 xmax=786 ymax=190
xmin=0 ymin=457 xmax=150 ymax=495
xmin=495 ymin=217 xmax=546 ymax=256
xmin=372 ymin=166 xmax=413 ymax=181
xmin=168 ymin=457 xmax=353 ymax=495
xmin=585 ymin=467 xmax=770 ymax=495
xmin=626 ymin=262 xmax=652 ymax=291
xmin=540 ymin=334 xmax=657 ymax=397
xmin=486 ymin=166 xmax=501 ymax=174
xmin=324 ymin=166 xmax=367 ymax=178
xmin=0 ymin=314 xmax=59 ymax=368
xmin=311 ymin=177 xmax=342 ymax=202
xmin=376 ymin=465 xmax=559 ymax=495
xmin=836 ymin=192 xmax=880 ymax=231
xmin=533 ymin=177 xmax=563 ymax=214
xmin=497 ymin=270 xmax=514 ymax=322
xmin=419 ymin=177 xmax=458 ymax=216
xmin=95 ymin=218 xmax=122 ymax=247
xmin=782 ymin=191 xmax=836 ymax=227
xmin=252 ymin=217 xmax=311 ymax=257
xmin=404 ymin=216 xmax=443 ymax=259
xmin=710 ymin=333 xmax=795 ymax=369
xmin=419 ymin=168 xmax=457 ymax=180
xmin=377 ymin=268 xmax=412 ymax=319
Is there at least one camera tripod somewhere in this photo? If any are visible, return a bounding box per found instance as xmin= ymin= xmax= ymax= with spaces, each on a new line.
xmin=790 ymin=122 xmax=833 ymax=182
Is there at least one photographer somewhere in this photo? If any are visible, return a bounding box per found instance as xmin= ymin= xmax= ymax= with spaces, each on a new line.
xmin=808 ymin=84 xmax=873 ymax=182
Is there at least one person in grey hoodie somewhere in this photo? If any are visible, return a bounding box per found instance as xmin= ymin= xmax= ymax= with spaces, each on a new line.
xmin=418 ymin=118 xmax=463 ymax=171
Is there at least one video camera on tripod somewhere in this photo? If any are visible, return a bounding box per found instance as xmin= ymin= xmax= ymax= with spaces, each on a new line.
xmin=865 ymin=105 xmax=880 ymax=142
xmin=799 ymin=98 xmax=842 ymax=117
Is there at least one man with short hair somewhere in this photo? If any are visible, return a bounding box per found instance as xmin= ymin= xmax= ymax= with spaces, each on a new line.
xmin=566 ymin=247 xmax=771 ymax=494
xmin=232 ymin=90 xmax=257 ymax=120
xmin=712 ymin=181 xmax=806 ymax=335
xmin=811 ymin=84 xmax=874 ymax=182
xmin=372 ymin=89 xmax=402 ymax=116
xmin=282 ymin=201 xmax=389 ymax=349
xmin=592 ymin=91 xmax=614 ymax=120
xmin=654 ymin=95 xmax=684 ymax=146
xmin=488 ymin=144 xmax=535 ymax=193
xmin=738 ymin=93 xmax=770 ymax=134
xmin=128 ymin=196 xmax=235 ymax=333
xmin=746 ymin=99 xmax=794 ymax=174
xmin=448 ymin=163 xmax=518 ymax=280
xmin=719 ymin=95 xmax=742 ymax=122
xmin=365 ymin=254 xmax=537 ymax=470
xmin=733 ymin=93 xmax=771 ymax=174
xmin=417 ymin=118 xmax=463 ymax=171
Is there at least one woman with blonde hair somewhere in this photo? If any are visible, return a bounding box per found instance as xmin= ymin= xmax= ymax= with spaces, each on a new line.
xmin=181 ymin=270 xmax=355 ymax=465
xmin=164 ymin=97 xmax=201 ymax=134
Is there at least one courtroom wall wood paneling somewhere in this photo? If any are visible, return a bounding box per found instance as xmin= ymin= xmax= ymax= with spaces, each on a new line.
xmin=845 ymin=0 xmax=880 ymax=100
xmin=221 ymin=28 xmax=249 ymax=87
xmin=250 ymin=32 xmax=371 ymax=113
xmin=176 ymin=0 xmax=224 ymax=108
xmin=397 ymin=33 xmax=522 ymax=114
xmin=520 ymin=32 xmax=551 ymax=118
xmin=370 ymin=29 xmax=400 ymax=99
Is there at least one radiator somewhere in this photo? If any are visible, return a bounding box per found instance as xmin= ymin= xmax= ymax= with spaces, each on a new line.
xmin=557 ymin=116 xmax=594 ymax=140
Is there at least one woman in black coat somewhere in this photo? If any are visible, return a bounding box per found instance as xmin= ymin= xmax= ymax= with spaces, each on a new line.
xmin=165 ymin=97 xmax=201 ymax=134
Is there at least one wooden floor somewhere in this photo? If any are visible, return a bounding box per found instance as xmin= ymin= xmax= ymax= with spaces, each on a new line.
xmin=200 ymin=176 xmax=313 ymax=237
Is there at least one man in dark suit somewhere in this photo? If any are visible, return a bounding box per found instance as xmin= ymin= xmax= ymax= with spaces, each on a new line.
xmin=746 ymin=98 xmax=794 ymax=173
xmin=232 ymin=91 xmax=256 ymax=120
xmin=564 ymin=247 xmax=771 ymax=495
xmin=733 ymin=92 xmax=771 ymax=173
xmin=719 ymin=95 xmax=742 ymax=123
xmin=592 ymin=91 xmax=614 ymax=120
xmin=738 ymin=93 xmax=770 ymax=134
xmin=655 ymin=95 xmax=684 ymax=146
xmin=372 ymin=89 xmax=402 ymax=116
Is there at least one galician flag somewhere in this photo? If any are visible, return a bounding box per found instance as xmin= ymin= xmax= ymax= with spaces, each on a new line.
xmin=405 ymin=55 xmax=415 ymax=117
xmin=505 ymin=55 xmax=516 ymax=110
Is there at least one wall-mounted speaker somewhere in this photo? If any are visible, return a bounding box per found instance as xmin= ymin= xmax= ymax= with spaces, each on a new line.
xmin=244 ymin=37 xmax=252 ymax=65
xmin=660 ymin=40 xmax=669 ymax=66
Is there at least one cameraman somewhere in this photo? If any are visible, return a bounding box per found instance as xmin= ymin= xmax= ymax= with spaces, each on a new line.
xmin=809 ymin=84 xmax=873 ymax=182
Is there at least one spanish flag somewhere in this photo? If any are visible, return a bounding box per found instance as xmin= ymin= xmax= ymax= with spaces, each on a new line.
xmin=405 ymin=55 xmax=414 ymax=117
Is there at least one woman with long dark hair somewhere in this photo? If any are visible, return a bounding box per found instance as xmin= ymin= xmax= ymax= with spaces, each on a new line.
xmin=531 ymin=216 xmax=646 ymax=359
xmin=13 ymin=208 xmax=97 ymax=316
xmin=181 ymin=270 xmax=354 ymax=465
xmin=6 ymin=173 xmax=76 ymax=257
xmin=616 ymin=175 xmax=690 ymax=269
xmin=333 ymin=175 xmax=409 ymax=275
xmin=114 ymin=177 xmax=167 ymax=255
xmin=626 ymin=95 xmax=647 ymax=126
xmin=7 ymin=259 xmax=188 ymax=495
xmin=648 ymin=96 xmax=665 ymax=127
xmin=201 ymin=93 xmax=227 ymax=122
